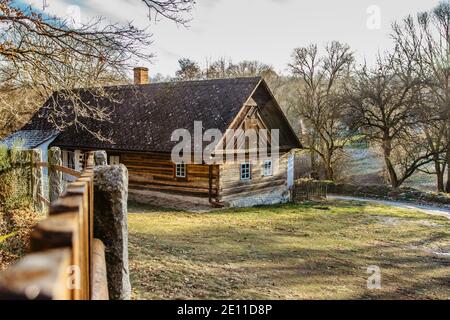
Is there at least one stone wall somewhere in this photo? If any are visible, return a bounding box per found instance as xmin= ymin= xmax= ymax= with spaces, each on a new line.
xmin=227 ymin=186 xmax=290 ymax=208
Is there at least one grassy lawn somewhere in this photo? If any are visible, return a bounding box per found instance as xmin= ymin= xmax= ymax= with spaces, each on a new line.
xmin=128 ymin=201 xmax=450 ymax=300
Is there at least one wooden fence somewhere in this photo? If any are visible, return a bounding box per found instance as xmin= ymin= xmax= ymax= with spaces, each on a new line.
xmin=0 ymin=152 xmax=109 ymax=300
xmin=35 ymin=161 xmax=83 ymax=207
xmin=294 ymin=179 xmax=329 ymax=201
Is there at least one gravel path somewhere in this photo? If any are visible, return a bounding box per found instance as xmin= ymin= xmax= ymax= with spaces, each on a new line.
xmin=328 ymin=195 xmax=450 ymax=220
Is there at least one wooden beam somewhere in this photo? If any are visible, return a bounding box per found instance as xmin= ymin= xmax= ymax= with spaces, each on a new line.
xmin=66 ymin=181 xmax=91 ymax=300
xmin=79 ymin=170 xmax=94 ymax=295
xmin=35 ymin=162 xmax=49 ymax=168
xmin=30 ymin=213 xmax=78 ymax=252
xmin=0 ymin=249 xmax=72 ymax=300
xmin=208 ymin=166 xmax=213 ymax=203
xmin=91 ymin=239 xmax=109 ymax=301
xmin=51 ymin=165 xmax=82 ymax=178
xmin=37 ymin=194 xmax=51 ymax=207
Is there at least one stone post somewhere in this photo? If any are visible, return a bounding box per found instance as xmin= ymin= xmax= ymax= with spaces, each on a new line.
xmin=48 ymin=147 xmax=64 ymax=203
xmin=94 ymin=151 xmax=108 ymax=166
xmin=93 ymin=164 xmax=130 ymax=300
xmin=31 ymin=149 xmax=44 ymax=213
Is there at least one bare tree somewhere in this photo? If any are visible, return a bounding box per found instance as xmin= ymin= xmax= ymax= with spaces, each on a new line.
xmin=391 ymin=1 xmax=450 ymax=191
xmin=0 ymin=30 xmax=131 ymax=139
xmin=0 ymin=0 xmax=195 ymax=138
xmin=417 ymin=102 xmax=448 ymax=191
xmin=345 ymin=53 xmax=442 ymax=188
xmin=205 ymin=57 xmax=232 ymax=79
xmin=143 ymin=0 xmax=195 ymax=24
xmin=177 ymin=57 xmax=277 ymax=81
xmin=288 ymin=42 xmax=354 ymax=180
xmin=205 ymin=58 xmax=276 ymax=80
xmin=0 ymin=81 xmax=39 ymax=137
xmin=226 ymin=60 xmax=276 ymax=79
xmin=175 ymin=58 xmax=202 ymax=80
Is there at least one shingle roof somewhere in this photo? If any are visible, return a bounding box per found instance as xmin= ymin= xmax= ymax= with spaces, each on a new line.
xmin=0 ymin=130 xmax=59 ymax=149
xmin=23 ymin=77 xmax=262 ymax=153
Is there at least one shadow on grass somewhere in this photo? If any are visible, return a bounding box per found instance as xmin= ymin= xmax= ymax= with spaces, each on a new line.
xmin=128 ymin=201 xmax=450 ymax=300
xmin=130 ymin=234 xmax=449 ymax=299
xmin=128 ymin=201 xmax=187 ymax=214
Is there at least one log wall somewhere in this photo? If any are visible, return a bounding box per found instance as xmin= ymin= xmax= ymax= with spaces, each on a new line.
xmin=219 ymin=153 xmax=289 ymax=203
xmin=119 ymin=153 xmax=220 ymax=199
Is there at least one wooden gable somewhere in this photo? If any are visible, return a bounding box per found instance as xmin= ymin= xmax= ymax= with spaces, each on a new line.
xmin=223 ymin=79 xmax=302 ymax=153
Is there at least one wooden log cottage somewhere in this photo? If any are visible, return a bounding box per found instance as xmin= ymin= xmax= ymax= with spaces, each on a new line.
xmin=16 ymin=68 xmax=302 ymax=207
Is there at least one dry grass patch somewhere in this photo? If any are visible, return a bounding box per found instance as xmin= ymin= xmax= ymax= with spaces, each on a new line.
xmin=128 ymin=201 xmax=450 ymax=300
xmin=0 ymin=206 xmax=41 ymax=270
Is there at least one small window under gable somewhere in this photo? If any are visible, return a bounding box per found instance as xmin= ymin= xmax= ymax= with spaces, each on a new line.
xmin=110 ymin=156 xmax=120 ymax=166
xmin=263 ymin=160 xmax=273 ymax=177
xmin=240 ymin=163 xmax=251 ymax=181
xmin=176 ymin=163 xmax=187 ymax=178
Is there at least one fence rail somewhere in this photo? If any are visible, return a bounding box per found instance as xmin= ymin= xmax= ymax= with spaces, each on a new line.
xmin=35 ymin=157 xmax=83 ymax=208
xmin=35 ymin=162 xmax=82 ymax=179
xmin=0 ymin=152 xmax=109 ymax=300
xmin=0 ymin=149 xmax=83 ymax=212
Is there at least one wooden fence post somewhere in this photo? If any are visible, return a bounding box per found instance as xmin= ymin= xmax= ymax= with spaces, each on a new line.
xmin=0 ymin=249 xmax=72 ymax=300
xmin=65 ymin=180 xmax=92 ymax=300
xmin=0 ymin=151 xmax=107 ymax=301
xmin=49 ymin=192 xmax=89 ymax=300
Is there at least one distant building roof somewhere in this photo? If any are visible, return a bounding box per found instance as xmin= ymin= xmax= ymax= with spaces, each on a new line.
xmin=0 ymin=130 xmax=59 ymax=149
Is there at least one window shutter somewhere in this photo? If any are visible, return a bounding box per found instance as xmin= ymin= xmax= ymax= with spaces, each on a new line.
xmin=74 ymin=150 xmax=82 ymax=171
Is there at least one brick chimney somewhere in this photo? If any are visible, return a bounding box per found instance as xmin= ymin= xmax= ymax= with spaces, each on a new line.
xmin=133 ymin=67 xmax=149 ymax=85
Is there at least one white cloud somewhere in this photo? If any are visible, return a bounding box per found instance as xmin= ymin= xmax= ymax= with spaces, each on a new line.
xmin=22 ymin=0 xmax=444 ymax=76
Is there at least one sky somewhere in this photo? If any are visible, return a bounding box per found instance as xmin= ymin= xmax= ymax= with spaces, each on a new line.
xmin=20 ymin=0 xmax=444 ymax=76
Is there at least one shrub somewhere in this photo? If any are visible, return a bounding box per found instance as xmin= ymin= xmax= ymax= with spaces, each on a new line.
xmin=0 ymin=141 xmax=39 ymax=270
xmin=0 ymin=140 xmax=32 ymax=211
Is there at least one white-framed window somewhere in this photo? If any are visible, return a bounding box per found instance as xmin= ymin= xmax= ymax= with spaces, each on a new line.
xmin=110 ymin=156 xmax=120 ymax=165
xmin=176 ymin=163 xmax=187 ymax=178
xmin=240 ymin=163 xmax=251 ymax=181
xmin=263 ymin=160 xmax=273 ymax=177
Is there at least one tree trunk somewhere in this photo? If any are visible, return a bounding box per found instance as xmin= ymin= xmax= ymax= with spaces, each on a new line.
xmin=443 ymin=137 xmax=450 ymax=193
xmin=310 ymin=148 xmax=316 ymax=174
xmin=386 ymin=160 xmax=400 ymax=188
xmin=434 ymin=158 xmax=445 ymax=192
xmin=309 ymin=133 xmax=319 ymax=179
xmin=383 ymin=138 xmax=399 ymax=188
xmin=325 ymin=164 xmax=334 ymax=181
xmin=444 ymin=161 xmax=449 ymax=194
xmin=323 ymin=150 xmax=334 ymax=181
xmin=445 ymin=39 xmax=450 ymax=192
